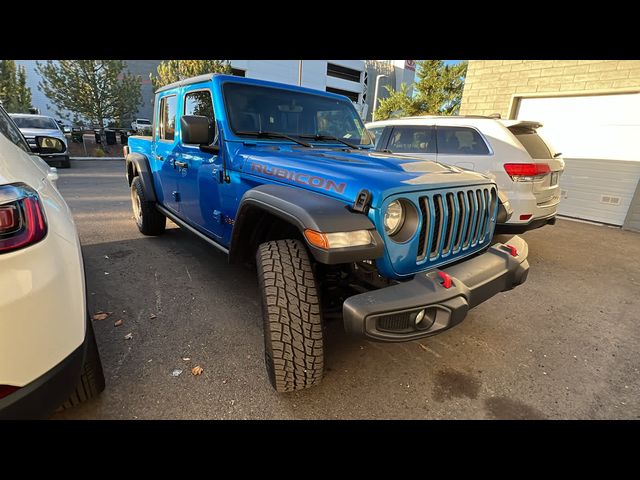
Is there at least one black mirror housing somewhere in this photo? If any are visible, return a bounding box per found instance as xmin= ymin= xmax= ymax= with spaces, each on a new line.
xmin=181 ymin=115 xmax=211 ymax=145
xmin=34 ymin=136 xmax=66 ymax=155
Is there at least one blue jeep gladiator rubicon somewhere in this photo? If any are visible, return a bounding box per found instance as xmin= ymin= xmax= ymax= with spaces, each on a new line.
xmin=124 ymin=74 xmax=529 ymax=392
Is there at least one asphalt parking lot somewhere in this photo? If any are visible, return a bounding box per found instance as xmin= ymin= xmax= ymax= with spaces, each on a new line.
xmin=53 ymin=160 xmax=640 ymax=419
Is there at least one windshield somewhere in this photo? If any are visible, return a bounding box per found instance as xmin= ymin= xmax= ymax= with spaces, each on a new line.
xmin=223 ymin=82 xmax=373 ymax=147
xmin=10 ymin=116 xmax=59 ymax=130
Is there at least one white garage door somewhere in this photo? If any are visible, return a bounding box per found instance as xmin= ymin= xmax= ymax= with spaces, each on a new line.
xmin=516 ymin=93 xmax=640 ymax=225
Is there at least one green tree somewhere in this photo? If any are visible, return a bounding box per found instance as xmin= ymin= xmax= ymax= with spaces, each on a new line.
xmin=0 ymin=60 xmax=32 ymax=113
xmin=150 ymin=60 xmax=232 ymax=90
xmin=16 ymin=66 xmax=32 ymax=113
xmin=374 ymin=60 xmax=468 ymax=121
xmin=36 ymin=60 xmax=142 ymax=129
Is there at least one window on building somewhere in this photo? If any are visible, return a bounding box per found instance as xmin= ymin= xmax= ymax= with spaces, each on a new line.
xmin=158 ymin=95 xmax=177 ymax=141
xmin=231 ymin=68 xmax=246 ymax=77
xmin=436 ymin=126 xmax=490 ymax=155
xmin=388 ymin=126 xmax=436 ymax=154
xmin=326 ymin=87 xmax=359 ymax=103
xmin=327 ymin=63 xmax=362 ymax=83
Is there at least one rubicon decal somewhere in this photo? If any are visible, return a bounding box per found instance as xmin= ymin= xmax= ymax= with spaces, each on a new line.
xmin=251 ymin=163 xmax=346 ymax=194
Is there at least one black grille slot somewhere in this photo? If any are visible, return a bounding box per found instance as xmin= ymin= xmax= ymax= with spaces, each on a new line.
xmin=417 ymin=197 xmax=429 ymax=261
xmin=473 ymin=189 xmax=485 ymax=244
xmin=464 ymin=190 xmax=476 ymax=248
xmin=453 ymin=191 xmax=466 ymax=252
xmin=429 ymin=195 xmax=443 ymax=259
xmin=377 ymin=313 xmax=412 ymax=332
xmin=442 ymin=193 xmax=456 ymax=255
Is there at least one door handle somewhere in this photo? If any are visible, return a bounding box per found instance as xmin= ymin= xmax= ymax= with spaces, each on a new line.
xmin=154 ymin=154 xmax=164 ymax=161
xmin=175 ymin=161 xmax=188 ymax=169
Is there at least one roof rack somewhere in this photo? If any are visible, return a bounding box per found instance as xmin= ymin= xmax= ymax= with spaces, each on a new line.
xmin=400 ymin=114 xmax=501 ymax=120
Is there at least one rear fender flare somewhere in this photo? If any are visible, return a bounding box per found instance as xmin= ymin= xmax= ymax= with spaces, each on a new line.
xmin=126 ymin=153 xmax=157 ymax=202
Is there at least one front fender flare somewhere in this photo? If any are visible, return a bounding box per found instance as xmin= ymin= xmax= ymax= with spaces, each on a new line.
xmin=230 ymin=184 xmax=384 ymax=264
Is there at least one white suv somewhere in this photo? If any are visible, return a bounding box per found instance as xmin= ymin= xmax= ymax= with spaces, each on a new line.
xmin=0 ymin=105 xmax=105 ymax=419
xmin=366 ymin=116 xmax=565 ymax=233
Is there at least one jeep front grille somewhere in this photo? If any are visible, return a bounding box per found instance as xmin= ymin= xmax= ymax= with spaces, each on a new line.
xmin=417 ymin=186 xmax=497 ymax=262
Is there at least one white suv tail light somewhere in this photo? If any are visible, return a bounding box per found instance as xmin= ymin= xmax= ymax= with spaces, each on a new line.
xmin=0 ymin=183 xmax=47 ymax=254
xmin=504 ymin=163 xmax=550 ymax=182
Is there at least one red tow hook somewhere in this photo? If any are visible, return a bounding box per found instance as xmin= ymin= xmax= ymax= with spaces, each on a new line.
xmin=438 ymin=271 xmax=452 ymax=289
xmin=505 ymin=244 xmax=518 ymax=257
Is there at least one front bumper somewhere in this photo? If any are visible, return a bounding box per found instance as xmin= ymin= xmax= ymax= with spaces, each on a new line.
xmin=343 ymin=235 xmax=529 ymax=342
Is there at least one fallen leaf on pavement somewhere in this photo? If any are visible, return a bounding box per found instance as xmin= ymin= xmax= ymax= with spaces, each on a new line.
xmin=92 ymin=312 xmax=111 ymax=321
xmin=149 ymin=313 xmax=157 ymax=319
xmin=114 ymin=319 xmax=123 ymax=327
xmin=191 ymin=366 xmax=204 ymax=376
xmin=182 ymin=357 xmax=191 ymax=361
xmin=124 ymin=332 xmax=133 ymax=340
xmin=418 ymin=343 xmax=428 ymax=351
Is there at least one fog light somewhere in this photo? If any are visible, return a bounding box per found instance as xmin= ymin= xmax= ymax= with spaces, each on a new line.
xmin=414 ymin=309 xmax=425 ymax=326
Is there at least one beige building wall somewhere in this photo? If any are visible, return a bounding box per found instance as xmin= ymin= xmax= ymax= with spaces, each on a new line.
xmin=460 ymin=60 xmax=640 ymax=118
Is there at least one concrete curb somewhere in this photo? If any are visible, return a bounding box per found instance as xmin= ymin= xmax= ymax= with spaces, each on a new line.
xmin=70 ymin=157 xmax=124 ymax=161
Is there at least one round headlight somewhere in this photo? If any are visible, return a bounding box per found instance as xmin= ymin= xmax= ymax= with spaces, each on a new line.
xmin=384 ymin=200 xmax=405 ymax=236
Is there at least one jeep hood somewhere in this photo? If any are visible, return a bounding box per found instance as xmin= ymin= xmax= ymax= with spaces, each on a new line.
xmin=237 ymin=145 xmax=495 ymax=208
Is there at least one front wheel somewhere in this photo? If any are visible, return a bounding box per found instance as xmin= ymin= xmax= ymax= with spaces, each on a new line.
xmin=130 ymin=176 xmax=166 ymax=236
xmin=256 ymin=239 xmax=325 ymax=392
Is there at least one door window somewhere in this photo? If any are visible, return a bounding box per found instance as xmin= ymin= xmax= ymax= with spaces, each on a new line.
xmin=158 ymin=95 xmax=177 ymax=141
xmin=184 ymin=90 xmax=216 ymax=144
xmin=436 ymin=126 xmax=490 ymax=155
xmin=387 ymin=126 xmax=436 ymax=153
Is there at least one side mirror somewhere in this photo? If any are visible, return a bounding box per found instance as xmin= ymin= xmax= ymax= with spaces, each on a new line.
xmin=33 ymin=136 xmax=66 ymax=155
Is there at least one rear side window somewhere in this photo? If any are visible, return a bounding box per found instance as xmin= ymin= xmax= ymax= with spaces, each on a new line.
xmin=437 ymin=126 xmax=490 ymax=155
xmin=158 ymin=95 xmax=177 ymax=141
xmin=509 ymin=127 xmax=553 ymax=159
xmin=387 ymin=126 xmax=436 ymax=154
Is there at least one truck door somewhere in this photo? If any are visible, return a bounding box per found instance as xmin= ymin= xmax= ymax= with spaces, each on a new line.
xmin=151 ymin=92 xmax=181 ymax=214
xmin=174 ymin=86 xmax=227 ymax=241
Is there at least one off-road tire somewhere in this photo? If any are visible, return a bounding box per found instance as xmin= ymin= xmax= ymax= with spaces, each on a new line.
xmin=131 ymin=176 xmax=166 ymax=236
xmin=61 ymin=320 xmax=105 ymax=409
xmin=256 ymin=239 xmax=324 ymax=392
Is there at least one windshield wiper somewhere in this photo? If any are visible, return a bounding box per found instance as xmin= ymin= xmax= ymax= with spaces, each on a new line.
xmin=299 ymin=133 xmax=361 ymax=150
xmin=235 ymin=130 xmax=312 ymax=148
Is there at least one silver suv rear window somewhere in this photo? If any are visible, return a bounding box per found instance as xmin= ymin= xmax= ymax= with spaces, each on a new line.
xmin=509 ymin=127 xmax=552 ymax=159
